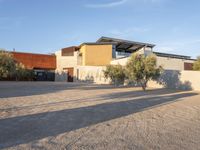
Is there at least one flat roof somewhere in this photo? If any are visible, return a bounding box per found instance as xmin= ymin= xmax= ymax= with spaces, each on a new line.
xmin=98 ymin=36 xmax=155 ymax=46
xmin=80 ymin=42 xmax=117 ymax=46
xmin=154 ymin=52 xmax=196 ymax=60
xmin=5 ymin=50 xmax=55 ymax=56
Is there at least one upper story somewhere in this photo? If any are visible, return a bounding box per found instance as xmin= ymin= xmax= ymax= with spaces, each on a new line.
xmin=55 ymin=36 xmax=196 ymax=71
xmin=55 ymin=36 xmax=155 ymax=68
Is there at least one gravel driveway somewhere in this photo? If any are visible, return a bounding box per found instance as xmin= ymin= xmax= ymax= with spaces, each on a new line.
xmin=0 ymin=82 xmax=200 ymax=150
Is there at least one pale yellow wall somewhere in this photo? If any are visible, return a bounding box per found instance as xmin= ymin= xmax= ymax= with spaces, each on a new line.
xmin=156 ymin=56 xmax=195 ymax=70
xmin=148 ymin=70 xmax=200 ymax=91
xmin=54 ymin=50 xmax=78 ymax=81
xmin=110 ymin=57 xmax=129 ymax=66
xmin=80 ymin=44 xmax=113 ymax=66
xmin=180 ymin=71 xmax=200 ymax=91
xmin=76 ymin=66 xmax=110 ymax=84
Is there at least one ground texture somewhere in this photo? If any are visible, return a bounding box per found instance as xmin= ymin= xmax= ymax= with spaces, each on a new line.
xmin=0 ymin=82 xmax=200 ymax=150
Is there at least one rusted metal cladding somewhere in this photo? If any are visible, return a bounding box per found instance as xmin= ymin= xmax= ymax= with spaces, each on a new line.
xmin=12 ymin=52 xmax=56 ymax=70
xmin=184 ymin=62 xmax=193 ymax=70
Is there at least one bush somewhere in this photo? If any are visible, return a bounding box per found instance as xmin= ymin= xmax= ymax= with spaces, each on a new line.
xmin=0 ymin=50 xmax=16 ymax=80
xmin=126 ymin=53 xmax=163 ymax=91
xmin=0 ymin=50 xmax=34 ymax=81
xmin=104 ymin=64 xmax=126 ymax=86
xmin=15 ymin=63 xmax=34 ymax=81
xmin=193 ymin=56 xmax=200 ymax=71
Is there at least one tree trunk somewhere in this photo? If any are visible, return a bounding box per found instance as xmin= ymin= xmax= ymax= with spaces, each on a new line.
xmin=141 ymin=81 xmax=147 ymax=91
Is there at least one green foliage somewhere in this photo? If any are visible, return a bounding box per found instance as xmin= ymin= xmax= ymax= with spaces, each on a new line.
xmin=126 ymin=53 xmax=163 ymax=91
xmin=104 ymin=64 xmax=126 ymax=86
xmin=193 ymin=56 xmax=200 ymax=71
xmin=0 ymin=50 xmax=34 ymax=81
xmin=0 ymin=50 xmax=16 ymax=79
xmin=14 ymin=63 xmax=34 ymax=81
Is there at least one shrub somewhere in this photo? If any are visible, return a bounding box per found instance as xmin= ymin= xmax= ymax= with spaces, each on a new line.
xmin=0 ymin=50 xmax=34 ymax=81
xmin=126 ymin=53 xmax=163 ymax=91
xmin=193 ymin=56 xmax=200 ymax=71
xmin=104 ymin=64 xmax=126 ymax=86
xmin=15 ymin=63 xmax=34 ymax=81
xmin=0 ymin=50 xmax=16 ymax=80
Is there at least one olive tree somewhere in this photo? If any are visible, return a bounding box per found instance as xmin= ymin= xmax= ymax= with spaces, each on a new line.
xmin=0 ymin=50 xmax=16 ymax=80
xmin=15 ymin=63 xmax=34 ymax=81
xmin=104 ymin=64 xmax=126 ymax=86
xmin=0 ymin=50 xmax=34 ymax=80
xmin=193 ymin=56 xmax=200 ymax=71
xmin=126 ymin=53 xmax=162 ymax=91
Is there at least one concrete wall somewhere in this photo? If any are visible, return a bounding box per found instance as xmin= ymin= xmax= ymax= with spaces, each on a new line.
xmin=156 ymin=56 xmax=195 ymax=70
xmin=111 ymin=53 xmax=195 ymax=71
xmin=110 ymin=57 xmax=129 ymax=66
xmin=75 ymin=66 xmax=109 ymax=84
xmin=80 ymin=44 xmax=113 ymax=66
xmin=148 ymin=70 xmax=200 ymax=91
xmin=54 ymin=50 xmax=78 ymax=81
xmin=180 ymin=71 xmax=200 ymax=90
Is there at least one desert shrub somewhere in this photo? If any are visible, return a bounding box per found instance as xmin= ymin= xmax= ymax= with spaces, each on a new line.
xmin=0 ymin=50 xmax=16 ymax=80
xmin=15 ymin=63 xmax=34 ymax=81
xmin=0 ymin=50 xmax=34 ymax=81
xmin=193 ymin=56 xmax=200 ymax=71
xmin=126 ymin=53 xmax=163 ymax=91
xmin=104 ymin=64 xmax=126 ymax=86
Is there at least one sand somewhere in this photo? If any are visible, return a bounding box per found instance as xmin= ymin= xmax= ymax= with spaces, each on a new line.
xmin=0 ymin=82 xmax=200 ymax=150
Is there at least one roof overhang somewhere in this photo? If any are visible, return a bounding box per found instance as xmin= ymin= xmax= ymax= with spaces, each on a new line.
xmin=97 ymin=36 xmax=155 ymax=52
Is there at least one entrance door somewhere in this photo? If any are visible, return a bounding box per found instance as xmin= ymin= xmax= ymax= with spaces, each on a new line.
xmin=65 ymin=68 xmax=74 ymax=82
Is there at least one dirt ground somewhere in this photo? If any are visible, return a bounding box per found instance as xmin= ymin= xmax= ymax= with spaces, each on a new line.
xmin=0 ymin=82 xmax=200 ymax=150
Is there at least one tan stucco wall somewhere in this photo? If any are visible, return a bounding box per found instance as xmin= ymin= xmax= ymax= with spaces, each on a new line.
xmin=156 ymin=56 xmax=195 ymax=70
xmin=76 ymin=66 xmax=109 ymax=84
xmin=148 ymin=70 xmax=200 ymax=91
xmin=80 ymin=44 xmax=113 ymax=66
xmin=54 ymin=50 xmax=78 ymax=81
xmin=110 ymin=57 xmax=129 ymax=66
xmin=180 ymin=71 xmax=200 ymax=90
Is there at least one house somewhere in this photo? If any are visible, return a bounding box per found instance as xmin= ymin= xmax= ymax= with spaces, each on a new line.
xmin=55 ymin=37 xmax=196 ymax=83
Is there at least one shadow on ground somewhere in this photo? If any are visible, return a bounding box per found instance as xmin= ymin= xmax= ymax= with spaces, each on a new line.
xmin=0 ymin=88 xmax=181 ymax=112
xmin=0 ymin=90 xmax=198 ymax=149
xmin=0 ymin=82 xmax=118 ymax=98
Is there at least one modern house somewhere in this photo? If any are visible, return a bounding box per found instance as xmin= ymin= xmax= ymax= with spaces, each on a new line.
xmin=55 ymin=37 xmax=196 ymax=83
xmin=5 ymin=36 xmax=196 ymax=82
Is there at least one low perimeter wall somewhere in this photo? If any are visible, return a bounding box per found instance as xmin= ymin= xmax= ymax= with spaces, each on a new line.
xmin=75 ymin=67 xmax=200 ymax=91
xmin=76 ymin=66 xmax=110 ymax=84
xmin=148 ymin=70 xmax=200 ymax=91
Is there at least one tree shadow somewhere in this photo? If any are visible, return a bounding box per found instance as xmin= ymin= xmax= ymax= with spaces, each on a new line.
xmin=0 ymin=88 xmax=180 ymax=112
xmin=158 ymin=70 xmax=192 ymax=90
xmin=0 ymin=90 xmax=198 ymax=149
xmin=0 ymin=82 xmax=93 ymax=98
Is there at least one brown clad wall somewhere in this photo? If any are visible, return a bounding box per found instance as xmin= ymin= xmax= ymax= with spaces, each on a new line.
xmin=184 ymin=62 xmax=193 ymax=70
xmin=12 ymin=52 xmax=56 ymax=70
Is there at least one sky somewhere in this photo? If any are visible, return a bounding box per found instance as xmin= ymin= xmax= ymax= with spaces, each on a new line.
xmin=0 ymin=0 xmax=200 ymax=58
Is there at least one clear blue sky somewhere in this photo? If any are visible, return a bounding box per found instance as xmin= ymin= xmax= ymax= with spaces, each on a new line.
xmin=0 ymin=0 xmax=199 ymax=58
